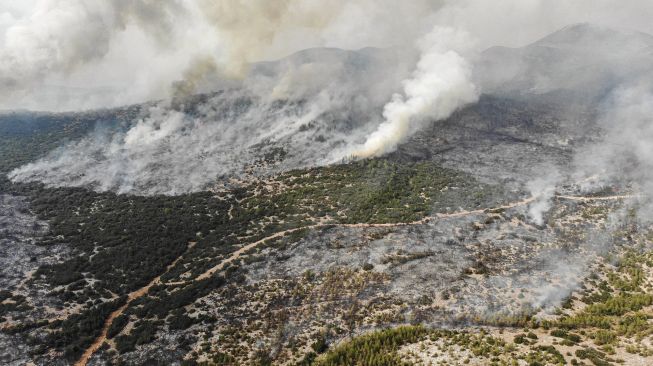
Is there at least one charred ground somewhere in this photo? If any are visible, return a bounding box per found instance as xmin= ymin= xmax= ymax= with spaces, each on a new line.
xmin=2 ymin=88 xmax=653 ymax=366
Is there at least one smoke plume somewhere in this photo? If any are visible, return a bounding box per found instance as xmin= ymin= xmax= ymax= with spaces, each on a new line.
xmin=0 ymin=0 xmax=184 ymax=98
xmin=526 ymin=167 xmax=561 ymax=226
xmin=7 ymin=47 xmax=415 ymax=195
xmin=353 ymin=26 xmax=478 ymax=158
xmin=198 ymin=0 xmax=342 ymax=77
xmin=0 ymin=0 xmax=440 ymax=111
xmin=5 ymin=0 xmax=653 ymax=198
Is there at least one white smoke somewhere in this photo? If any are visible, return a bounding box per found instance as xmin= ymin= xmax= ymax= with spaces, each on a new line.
xmin=0 ymin=1 xmax=183 ymax=85
xmin=526 ymin=167 xmax=562 ymax=226
xmin=7 ymin=49 xmax=414 ymax=195
xmin=0 ymin=0 xmax=222 ymax=111
xmin=0 ymin=0 xmax=440 ymax=111
xmin=5 ymin=0 xmax=653 ymax=197
xmin=6 ymin=0 xmax=653 ymax=112
xmin=7 ymin=94 xmax=346 ymax=195
xmin=353 ymin=26 xmax=478 ymax=158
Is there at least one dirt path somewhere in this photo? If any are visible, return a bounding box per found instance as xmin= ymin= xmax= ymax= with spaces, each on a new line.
xmin=74 ymin=192 xmax=633 ymax=365
xmin=436 ymin=196 xmax=539 ymax=219
xmin=167 ymin=193 xmax=620 ymax=288
xmin=179 ymin=196 xmax=542 ymax=287
xmin=555 ymin=194 xmax=637 ymax=202
xmin=75 ymin=242 xmax=195 ymax=366
xmin=196 ymin=226 xmax=321 ymax=281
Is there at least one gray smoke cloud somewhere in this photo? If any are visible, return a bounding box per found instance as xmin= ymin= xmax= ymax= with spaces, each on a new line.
xmin=7 ymin=95 xmax=357 ymax=195
xmin=466 ymin=21 xmax=653 ymax=227
xmin=0 ymin=0 xmax=190 ymax=107
xmin=0 ymin=0 xmax=441 ymax=111
xmin=571 ymin=82 xmax=653 ymax=216
xmin=488 ymin=22 xmax=653 ymax=314
xmin=5 ymin=0 xmax=651 ymax=111
xmin=5 ymin=0 xmax=653 ymax=197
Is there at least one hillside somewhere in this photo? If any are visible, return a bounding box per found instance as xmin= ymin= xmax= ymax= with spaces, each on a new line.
xmin=1 ymin=24 xmax=653 ymax=366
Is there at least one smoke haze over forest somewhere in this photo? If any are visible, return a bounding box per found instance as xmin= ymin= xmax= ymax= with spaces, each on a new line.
xmin=3 ymin=1 xmax=653 ymax=204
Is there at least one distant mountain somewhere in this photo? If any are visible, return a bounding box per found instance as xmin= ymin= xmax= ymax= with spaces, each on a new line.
xmin=476 ymin=23 xmax=653 ymax=100
xmin=533 ymin=23 xmax=653 ymax=50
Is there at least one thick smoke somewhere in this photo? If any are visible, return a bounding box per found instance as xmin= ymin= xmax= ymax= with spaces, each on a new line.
xmin=0 ymin=0 xmax=440 ymax=111
xmin=0 ymin=0 xmax=187 ymax=103
xmin=8 ymin=48 xmax=416 ymax=195
xmin=197 ymin=0 xmax=343 ymax=77
xmin=5 ymin=0 xmax=653 ymax=198
xmin=353 ymin=26 xmax=478 ymax=158
xmin=7 ymin=95 xmax=350 ymax=195
xmin=3 ymin=0 xmax=653 ymax=111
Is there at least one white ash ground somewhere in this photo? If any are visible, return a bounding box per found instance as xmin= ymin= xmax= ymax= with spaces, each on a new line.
xmin=0 ymin=195 xmax=71 ymax=366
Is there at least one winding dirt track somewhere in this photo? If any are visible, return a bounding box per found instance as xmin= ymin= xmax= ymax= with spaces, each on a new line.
xmin=74 ymin=242 xmax=195 ymax=366
xmin=555 ymin=194 xmax=637 ymax=202
xmin=74 ymin=193 xmax=634 ymax=365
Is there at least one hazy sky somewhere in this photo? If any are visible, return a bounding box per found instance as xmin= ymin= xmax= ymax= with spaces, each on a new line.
xmin=2 ymin=0 xmax=653 ymax=111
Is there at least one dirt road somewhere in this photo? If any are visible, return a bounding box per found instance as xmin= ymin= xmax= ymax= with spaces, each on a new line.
xmin=74 ymin=242 xmax=195 ymax=366
xmin=74 ymin=192 xmax=633 ymax=365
